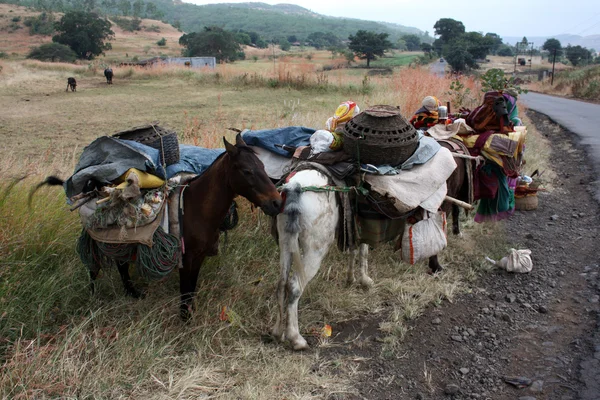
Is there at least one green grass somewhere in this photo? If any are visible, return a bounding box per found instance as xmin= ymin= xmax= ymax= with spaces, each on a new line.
xmin=369 ymin=53 xmax=419 ymax=68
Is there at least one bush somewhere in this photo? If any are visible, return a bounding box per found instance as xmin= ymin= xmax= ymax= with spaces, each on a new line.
xmin=27 ymin=43 xmax=78 ymax=62
xmin=112 ymin=16 xmax=142 ymax=32
xmin=156 ymin=37 xmax=166 ymax=46
xmin=145 ymin=24 xmax=160 ymax=32
xmin=11 ymin=16 xmax=20 ymax=22
xmin=23 ymin=12 xmax=55 ymax=36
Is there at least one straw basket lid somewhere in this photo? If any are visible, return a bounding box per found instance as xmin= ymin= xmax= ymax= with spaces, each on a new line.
xmin=343 ymin=105 xmax=419 ymax=166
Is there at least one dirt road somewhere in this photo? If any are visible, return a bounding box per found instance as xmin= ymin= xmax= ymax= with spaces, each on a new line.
xmin=323 ymin=111 xmax=600 ymax=399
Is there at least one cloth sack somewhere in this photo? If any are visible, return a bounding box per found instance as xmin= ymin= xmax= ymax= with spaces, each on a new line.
xmin=399 ymin=211 xmax=447 ymax=264
xmin=486 ymin=249 xmax=532 ymax=273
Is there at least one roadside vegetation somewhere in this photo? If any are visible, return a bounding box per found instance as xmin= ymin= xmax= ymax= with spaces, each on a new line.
xmin=0 ymin=54 xmax=554 ymax=398
xmin=528 ymin=64 xmax=600 ymax=102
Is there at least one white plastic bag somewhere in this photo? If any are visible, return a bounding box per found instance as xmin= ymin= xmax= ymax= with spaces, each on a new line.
xmin=400 ymin=211 xmax=447 ymax=264
xmin=309 ymin=129 xmax=335 ymax=154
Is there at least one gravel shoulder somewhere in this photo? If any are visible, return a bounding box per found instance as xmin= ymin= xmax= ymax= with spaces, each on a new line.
xmin=322 ymin=111 xmax=600 ymax=399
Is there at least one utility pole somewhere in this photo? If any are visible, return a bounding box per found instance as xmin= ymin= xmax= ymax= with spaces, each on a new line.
xmin=551 ymin=49 xmax=557 ymax=85
xmin=529 ymin=42 xmax=534 ymax=70
xmin=514 ymin=42 xmax=519 ymax=74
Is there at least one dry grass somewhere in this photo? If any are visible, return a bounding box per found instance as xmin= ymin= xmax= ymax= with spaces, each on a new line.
xmin=0 ymin=58 xmax=550 ymax=399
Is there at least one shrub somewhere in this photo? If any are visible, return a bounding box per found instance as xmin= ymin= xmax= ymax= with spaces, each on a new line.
xmin=23 ymin=12 xmax=55 ymax=36
xmin=145 ymin=24 xmax=160 ymax=33
xmin=11 ymin=16 xmax=20 ymax=22
xmin=27 ymin=43 xmax=78 ymax=62
xmin=156 ymin=37 xmax=166 ymax=46
xmin=112 ymin=16 xmax=142 ymax=32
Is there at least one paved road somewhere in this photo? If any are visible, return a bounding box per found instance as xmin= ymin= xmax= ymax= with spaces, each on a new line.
xmin=521 ymin=92 xmax=600 ymax=202
xmin=430 ymin=59 xmax=446 ymax=77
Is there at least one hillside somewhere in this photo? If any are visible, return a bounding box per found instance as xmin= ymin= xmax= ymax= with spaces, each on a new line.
xmin=0 ymin=3 xmax=183 ymax=61
xmin=0 ymin=0 xmax=427 ymax=43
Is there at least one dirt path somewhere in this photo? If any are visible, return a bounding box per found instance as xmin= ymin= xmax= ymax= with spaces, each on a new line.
xmin=322 ymin=111 xmax=600 ymax=399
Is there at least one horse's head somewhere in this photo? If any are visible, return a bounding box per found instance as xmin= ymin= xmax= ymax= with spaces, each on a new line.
xmin=224 ymin=134 xmax=282 ymax=216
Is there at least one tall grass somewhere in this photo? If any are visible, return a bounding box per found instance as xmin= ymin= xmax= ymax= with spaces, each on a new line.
xmin=528 ymin=64 xmax=600 ymax=101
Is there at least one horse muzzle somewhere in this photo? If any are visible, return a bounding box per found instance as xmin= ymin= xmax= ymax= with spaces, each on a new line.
xmin=260 ymin=197 xmax=282 ymax=217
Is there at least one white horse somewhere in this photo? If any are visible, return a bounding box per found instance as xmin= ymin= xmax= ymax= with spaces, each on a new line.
xmin=271 ymin=169 xmax=376 ymax=350
xmin=272 ymin=167 xmax=448 ymax=350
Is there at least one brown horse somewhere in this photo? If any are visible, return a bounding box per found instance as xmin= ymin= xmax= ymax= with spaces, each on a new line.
xmin=34 ymin=134 xmax=282 ymax=319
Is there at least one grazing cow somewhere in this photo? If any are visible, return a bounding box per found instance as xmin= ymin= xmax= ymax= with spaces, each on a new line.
xmin=104 ymin=68 xmax=113 ymax=84
xmin=66 ymin=77 xmax=77 ymax=92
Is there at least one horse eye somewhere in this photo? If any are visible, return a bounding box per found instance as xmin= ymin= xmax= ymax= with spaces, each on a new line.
xmin=242 ymin=169 xmax=255 ymax=176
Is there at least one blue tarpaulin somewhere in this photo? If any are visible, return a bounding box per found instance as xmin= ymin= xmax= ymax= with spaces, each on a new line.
xmin=242 ymin=126 xmax=315 ymax=157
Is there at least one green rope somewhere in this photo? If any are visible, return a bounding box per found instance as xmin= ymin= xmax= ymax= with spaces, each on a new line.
xmin=300 ymin=185 xmax=368 ymax=196
xmin=136 ymin=226 xmax=180 ymax=280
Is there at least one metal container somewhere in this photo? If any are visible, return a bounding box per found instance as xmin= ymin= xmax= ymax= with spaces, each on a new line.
xmin=438 ymin=105 xmax=448 ymax=121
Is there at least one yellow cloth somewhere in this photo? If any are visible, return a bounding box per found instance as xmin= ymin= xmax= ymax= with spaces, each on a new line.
xmin=455 ymin=127 xmax=527 ymax=167
xmin=115 ymin=168 xmax=165 ymax=189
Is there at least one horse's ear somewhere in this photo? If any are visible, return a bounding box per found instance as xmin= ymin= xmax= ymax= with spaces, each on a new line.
xmin=223 ymin=137 xmax=238 ymax=156
xmin=235 ymin=133 xmax=247 ymax=147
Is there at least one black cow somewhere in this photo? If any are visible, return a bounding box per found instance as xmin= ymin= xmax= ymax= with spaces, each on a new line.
xmin=66 ymin=77 xmax=77 ymax=92
xmin=104 ymin=68 xmax=113 ymax=84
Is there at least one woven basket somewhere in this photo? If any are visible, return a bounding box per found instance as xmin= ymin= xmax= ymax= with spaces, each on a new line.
xmin=112 ymin=123 xmax=180 ymax=166
xmin=515 ymin=194 xmax=538 ymax=211
xmin=343 ymin=105 xmax=419 ymax=166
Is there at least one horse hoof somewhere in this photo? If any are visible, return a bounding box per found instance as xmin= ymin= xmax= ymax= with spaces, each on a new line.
xmin=271 ymin=328 xmax=285 ymax=342
xmin=358 ymin=276 xmax=374 ymax=289
xmin=291 ymin=337 xmax=308 ymax=351
xmin=180 ymin=306 xmax=193 ymax=322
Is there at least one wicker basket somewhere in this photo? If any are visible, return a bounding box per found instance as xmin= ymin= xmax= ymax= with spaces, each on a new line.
xmin=515 ymin=195 xmax=538 ymax=211
xmin=343 ymin=105 xmax=419 ymax=166
xmin=112 ymin=123 xmax=180 ymax=166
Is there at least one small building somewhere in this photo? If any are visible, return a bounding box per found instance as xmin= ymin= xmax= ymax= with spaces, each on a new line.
xmin=166 ymin=57 xmax=216 ymax=69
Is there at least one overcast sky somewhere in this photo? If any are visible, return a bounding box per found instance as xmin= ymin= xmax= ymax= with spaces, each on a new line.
xmin=184 ymin=0 xmax=600 ymax=38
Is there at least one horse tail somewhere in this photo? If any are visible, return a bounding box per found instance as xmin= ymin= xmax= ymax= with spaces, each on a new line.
xmin=28 ymin=176 xmax=64 ymax=208
xmin=282 ymin=182 xmax=302 ymax=235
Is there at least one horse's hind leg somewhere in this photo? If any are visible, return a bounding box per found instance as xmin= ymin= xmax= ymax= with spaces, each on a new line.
xmin=286 ymin=246 xmax=328 ymax=350
xmin=117 ymin=261 xmax=142 ymax=299
xmin=452 ymin=204 xmax=461 ymax=236
xmin=272 ymin=233 xmax=292 ymax=341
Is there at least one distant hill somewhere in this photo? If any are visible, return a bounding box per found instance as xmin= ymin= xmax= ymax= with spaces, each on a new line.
xmin=502 ymin=34 xmax=600 ymax=51
xmin=0 ymin=0 xmax=428 ymax=43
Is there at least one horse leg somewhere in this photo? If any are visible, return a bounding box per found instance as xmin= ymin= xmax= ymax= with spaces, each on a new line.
xmin=272 ymin=228 xmax=292 ymax=341
xmin=117 ymin=261 xmax=142 ymax=298
xmin=179 ymin=253 xmax=205 ymax=321
xmin=285 ymin=246 xmax=328 ymax=351
xmin=89 ymin=269 xmax=99 ymax=295
xmin=357 ymin=243 xmax=374 ymax=288
xmin=428 ymin=254 xmax=443 ymax=274
xmin=452 ymin=204 xmax=461 ymax=236
xmin=346 ymin=246 xmax=358 ymax=286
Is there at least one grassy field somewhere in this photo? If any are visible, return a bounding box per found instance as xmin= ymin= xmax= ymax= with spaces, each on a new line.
xmin=0 ymin=56 xmax=553 ymax=398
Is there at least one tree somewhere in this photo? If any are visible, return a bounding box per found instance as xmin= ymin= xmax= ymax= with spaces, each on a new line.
xmin=287 ymin=35 xmax=297 ymax=43
xmin=484 ymin=33 xmax=503 ymax=55
xmin=497 ymin=44 xmax=514 ymax=57
xmin=179 ymin=26 xmax=243 ymax=63
xmin=118 ymin=0 xmax=130 ymax=15
xmin=463 ymin=31 xmax=491 ymax=60
xmin=445 ymin=38 xmax=478 ymax=72
xmin=348 ymin=30 xmax=392 ymax=68
xmin=433 ymin=18 xmax=465 ymax=44
xmin=565 ymin=45 xmax=592 ymax=66
xmin=542 ymin=38 xmax=562 ymax=57
xmin=234 ymin=32 xmax=251 ymax=46
xmin=156 ymin=37 xmax=166 ymax=46
xmin=401 ymin=34 xmax=421 ymax=51
xmin=279 ymin=38 xmax=291 ymax=51
xmin=27 ymin=42 xmax=77 ymax=62
xmin=307 ymin=31 xmax=340 ymax=50
xmin=52 ymin=11 xmax=114 ymax=59
xmin=420 ymin=42 xmax=433 ymax=54
xmin=132 ymin=0 xmax=144 ymax=17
